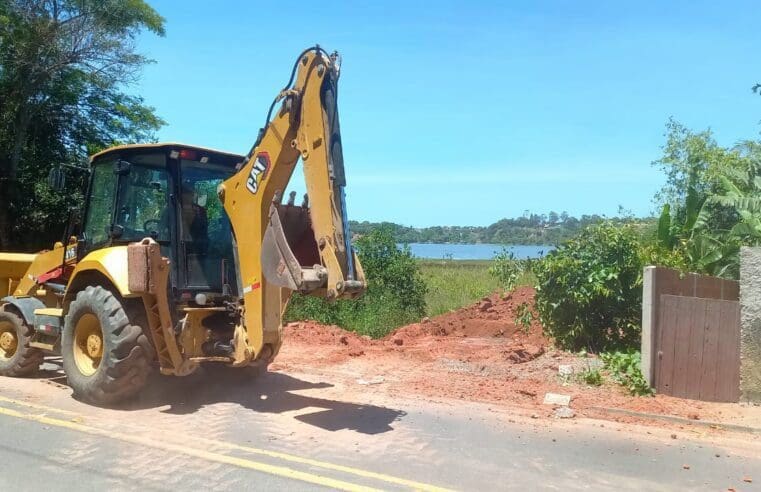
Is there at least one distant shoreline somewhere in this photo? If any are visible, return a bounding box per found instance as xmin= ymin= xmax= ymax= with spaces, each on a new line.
xmin=351 ymin=216 xmax=655 ymax=247
xmin=401 ymin=243 xmax=553 ymax=261
xmin=396 ymin=240 xmax=557 ymax=246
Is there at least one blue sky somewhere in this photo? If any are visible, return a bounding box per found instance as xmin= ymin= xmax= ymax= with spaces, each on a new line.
xmin=136 ymin=1 xmax=761 ymax=227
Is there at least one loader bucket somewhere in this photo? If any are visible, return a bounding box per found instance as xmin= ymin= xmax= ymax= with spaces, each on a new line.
xmin=261 ymin=203 xmax=326 ymax=292
xmin=0 ymin=253 xmax=37 ymax=297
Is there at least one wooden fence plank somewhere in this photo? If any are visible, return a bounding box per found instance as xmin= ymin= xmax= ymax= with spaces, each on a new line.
xmin=695 ymin=276 xmax=722 ymax=300
xmin=671 ymin=297 xmax=694 ymax=398
xmin=656 ymin=295 xmax=679 ymax=395
xmin=698 ymin=300 xmax=722 ymax=401
xmin=722 ymin=280 xmax=740 ymax=301
xmin=685 ymin=299 xmax=707 ymax=400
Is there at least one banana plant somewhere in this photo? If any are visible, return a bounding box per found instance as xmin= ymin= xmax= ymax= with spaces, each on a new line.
xmin=690 ymin=161 xmax=761 ymax=277
xmin=657 ymin=168 xmax=703 ymax=250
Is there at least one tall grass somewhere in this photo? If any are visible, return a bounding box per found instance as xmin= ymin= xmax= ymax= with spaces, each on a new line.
xmin=419 ymin=259 xmax=535 ymax=317
xmin=284 ymin=228 xmax=427 ymax=339
xmin=285 ymin=292 xmax=417 ymax=339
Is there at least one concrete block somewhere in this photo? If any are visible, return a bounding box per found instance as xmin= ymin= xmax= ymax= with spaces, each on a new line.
xmin=641 ymin=266 xmax=657 ymax=386
xmin=740 ymin=247 xmax=761 ymax=402
xmin=542 ymin=392 xmax=571 ymax=406
xmin=554 ymin=407 xmax=576 ymax=418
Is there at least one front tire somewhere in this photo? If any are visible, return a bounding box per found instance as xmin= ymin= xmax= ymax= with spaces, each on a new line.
xmin=0 ymin=310 xmax=43 ymax=376
xmin=62 ymin=286 xmax=152 ymax=405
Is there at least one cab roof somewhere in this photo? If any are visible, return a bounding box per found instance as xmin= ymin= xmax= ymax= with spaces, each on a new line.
xmin=89 ymin=142 xmax=245 ymax=162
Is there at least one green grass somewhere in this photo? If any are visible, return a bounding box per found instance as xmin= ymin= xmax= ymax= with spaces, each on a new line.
xmin=418 ymin=259 xmax=535 ymax=317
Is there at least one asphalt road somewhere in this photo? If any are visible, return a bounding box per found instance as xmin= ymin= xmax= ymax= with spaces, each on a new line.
xmin=0 ymin=363 xmax=758 ymax=491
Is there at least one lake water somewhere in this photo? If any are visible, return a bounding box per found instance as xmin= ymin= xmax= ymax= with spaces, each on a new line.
xmin=401 ymin=243 xmax=554 ymax=260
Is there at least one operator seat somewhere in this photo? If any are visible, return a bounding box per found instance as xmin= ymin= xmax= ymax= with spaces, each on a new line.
xmin=181 ymin=185 xmax=209 ymax=254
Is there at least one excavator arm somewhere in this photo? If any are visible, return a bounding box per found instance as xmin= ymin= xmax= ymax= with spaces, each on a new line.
xmin=218 ymin=46 xmax=366 ymax=365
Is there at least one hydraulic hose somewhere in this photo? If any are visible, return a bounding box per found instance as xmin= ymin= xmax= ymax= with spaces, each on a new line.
xmin=248 ymin=45 xmax=332 ymax=157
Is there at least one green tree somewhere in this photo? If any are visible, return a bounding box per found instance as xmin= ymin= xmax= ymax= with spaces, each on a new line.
xmin=653 ymin=120 xmax=761 ymax=278
xmin=691 ymin=159 xmax=761 ymax=278
xmin=0 ymin=0 xmax=165 ymax=250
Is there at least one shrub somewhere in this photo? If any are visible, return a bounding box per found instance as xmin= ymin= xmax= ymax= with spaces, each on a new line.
xmin=514 ymin=302 xmax=533 ymax=333
xmin=352 ymin=229 xmax=427 ymax=315
xmin=533 ymin=222 xmax=644 ymax=351
xmin=601 ymin=350 xmax=654 ymax=396
xmin=285 ymin=228 xmax=427 ymax=338
xmin=578 ymin=365 xmax=604 ymax=386
xmin=489 ymin=249 xmax=533 ymax=291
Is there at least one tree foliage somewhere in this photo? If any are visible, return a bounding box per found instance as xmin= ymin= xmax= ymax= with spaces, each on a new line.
xmin=0 ymin=0 xmax=165 ymax=250
xmin=533 ymin=223 xmax=645 ymax=352
xmin=653 ymin=120 xmax=761 ymax=278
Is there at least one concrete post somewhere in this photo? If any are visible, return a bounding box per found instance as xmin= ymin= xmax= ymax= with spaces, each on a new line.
xmin=641 ymin=266 xmax=657 ymax=387
xmin=740 ymin=247 xmax=761 ymax=402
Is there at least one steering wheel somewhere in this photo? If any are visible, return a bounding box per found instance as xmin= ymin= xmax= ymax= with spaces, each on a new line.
xmin=143 ymin=219 xmax=161 ymax=238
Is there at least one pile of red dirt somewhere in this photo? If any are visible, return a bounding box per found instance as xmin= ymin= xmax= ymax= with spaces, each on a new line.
xmin=281 ymin=286 xmax=549 ymax=366
xmin=276 ymin=287 xmax=740 ymax=426
xmin=283 ymin=322 xmax=370 ymax=362
xmin=392 ymin=286 xmax=540 ymax=338
xmin=385 ymin=287 xmax=547 ymax=363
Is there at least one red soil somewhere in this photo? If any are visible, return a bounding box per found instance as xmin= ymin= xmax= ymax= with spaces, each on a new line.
xmin=274 ymin=287 xmax=744 ymax=426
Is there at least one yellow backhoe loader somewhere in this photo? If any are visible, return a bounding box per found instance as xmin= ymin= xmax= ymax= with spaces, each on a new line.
xmin=0 ymin=46 xmax=366 ymax=404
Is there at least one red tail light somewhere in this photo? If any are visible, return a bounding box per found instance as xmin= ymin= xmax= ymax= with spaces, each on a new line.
xmin=179 ymin=149 xmax=197 ymax=160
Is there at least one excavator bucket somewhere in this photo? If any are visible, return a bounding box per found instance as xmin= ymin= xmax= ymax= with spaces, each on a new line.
xmin=261 ymin=203 xmax=327 ymax=292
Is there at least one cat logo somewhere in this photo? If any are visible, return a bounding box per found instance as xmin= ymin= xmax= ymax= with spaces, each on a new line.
xmin=246 ymin=152 xmax=270 ymax=194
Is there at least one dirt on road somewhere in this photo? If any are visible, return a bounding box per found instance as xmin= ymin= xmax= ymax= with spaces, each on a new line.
xmin=275 ymin=287 xmax=757 ymax=428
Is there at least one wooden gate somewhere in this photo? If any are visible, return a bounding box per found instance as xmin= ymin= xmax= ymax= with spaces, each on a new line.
xmin=655 ymin=294 xmax=740 ymax=402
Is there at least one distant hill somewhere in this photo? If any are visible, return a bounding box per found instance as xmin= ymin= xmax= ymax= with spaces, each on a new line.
xmin=349 ymin=212 xmax=656 ymax=245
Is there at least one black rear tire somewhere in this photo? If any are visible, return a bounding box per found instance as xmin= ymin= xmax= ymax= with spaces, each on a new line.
xmin=62 ymin=286 xmax=153 ymax=405
xmin=0 ymin=310 xmax=43 ymax=376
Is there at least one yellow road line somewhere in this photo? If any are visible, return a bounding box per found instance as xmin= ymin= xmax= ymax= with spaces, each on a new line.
xmin=0 ymin=395 xmax=453 ymax=492
xmin=0 ymin=406 xmax=378 ymax=492
xmin=0 ymin=395 xmax=79 ymax=415
xmin=183 ymin=434 xmax=452 ymax=492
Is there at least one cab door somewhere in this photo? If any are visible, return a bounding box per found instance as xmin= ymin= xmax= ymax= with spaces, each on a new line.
xmin=80 ymin=158 xmax=118 ymax=258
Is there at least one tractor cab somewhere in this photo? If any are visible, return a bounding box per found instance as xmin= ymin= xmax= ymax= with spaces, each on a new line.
xmin=83 ymin=143 xmax=244 ymax=303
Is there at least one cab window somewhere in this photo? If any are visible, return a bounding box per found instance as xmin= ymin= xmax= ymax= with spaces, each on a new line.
xmin=114 ymin=154 xmax=170 ymax=242
xmin=82 ymin=160 xmax=116 ymax=249
xmin=179 ymin=160 xmax=234 ymax=288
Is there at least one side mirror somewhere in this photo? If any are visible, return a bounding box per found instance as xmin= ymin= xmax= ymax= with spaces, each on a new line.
xmin=114 ymin=159 xmax=132 ymax=175
xmin=47 ymin=167 xmax=66 ymax=191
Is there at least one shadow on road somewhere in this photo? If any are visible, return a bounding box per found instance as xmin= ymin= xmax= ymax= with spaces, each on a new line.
xmin=36 ymin=359 xmax=405 ymax=435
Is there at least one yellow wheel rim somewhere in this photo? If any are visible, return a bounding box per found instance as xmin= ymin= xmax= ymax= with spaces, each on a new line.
xmin=73 ymin=313 xmax=103 ymax=376
xmin=0 ymin=321 xmax=18 ymax=359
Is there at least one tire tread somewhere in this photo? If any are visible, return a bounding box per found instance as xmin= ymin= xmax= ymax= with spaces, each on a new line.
xmin=62 ymin=286 xmax=153 ymax=405
xmin=0 ymin=310 xmax=43 ymax=377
